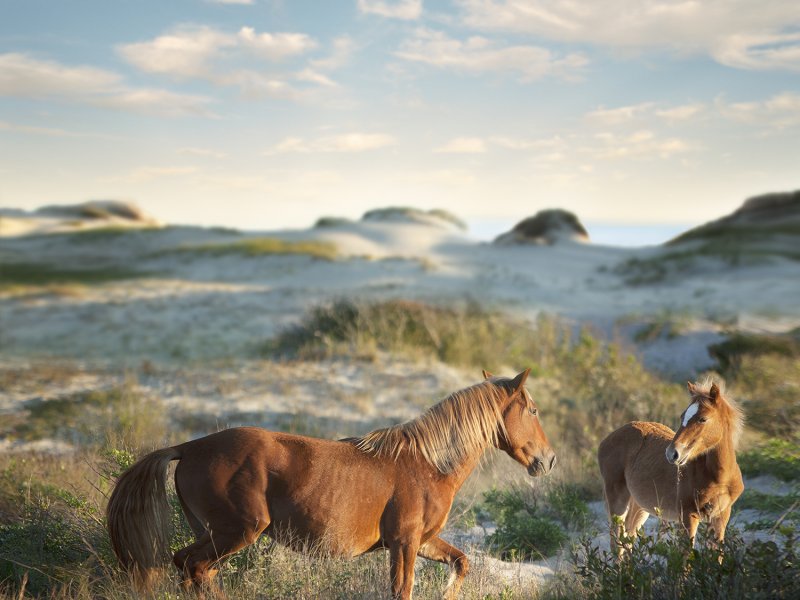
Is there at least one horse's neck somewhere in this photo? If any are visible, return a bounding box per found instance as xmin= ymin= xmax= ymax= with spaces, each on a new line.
xmin=697 ymin=430 xmax=738 ymax=483
xmin=440 ymin=441 xmax=490 ymax=492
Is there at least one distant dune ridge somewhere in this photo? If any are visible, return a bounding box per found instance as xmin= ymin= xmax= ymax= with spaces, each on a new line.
xmin=669 ymin=190 xmax=800 ymax=245
xmin=493 ymin=209 xmax=589 ymax=246
xmin=0 ymin=199 xmax=161 ymax=236
xmin=314 ymin=206 xmax=467 ymax=232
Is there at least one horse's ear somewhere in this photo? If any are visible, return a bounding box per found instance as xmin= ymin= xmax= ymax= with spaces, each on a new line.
xmin=511 ymin=368 xmax=531 ymax=392
xmin=708 ymin=383 xmax=720 ymax=403
xmin=482 ymin=369 xmax=493 ymax=380
xmin=687 ymin=381 xmax=696 ymax=394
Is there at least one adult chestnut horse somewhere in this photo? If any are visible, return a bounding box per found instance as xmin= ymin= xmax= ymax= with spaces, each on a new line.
xmin=598 ymin=381 xmax=744 ymax=554
xmin=107 ymin=368 xmax=556 ymax=599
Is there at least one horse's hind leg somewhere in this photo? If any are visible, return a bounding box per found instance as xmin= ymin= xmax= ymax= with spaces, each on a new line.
xmin=623 ymin=500 xmax=649 ymax=541
xmin=418 ymin=536 xmax=469 ymax=600
xmin=601 ymin=473 xmax=631 ymax=556
xmin=174 ymin=525 xmax=266 ymax=599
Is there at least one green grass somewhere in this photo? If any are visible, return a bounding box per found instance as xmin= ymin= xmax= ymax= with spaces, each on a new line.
xmin=158 ymin=237 xmax=339 ymax=260
xmin=735 ymin=489 xmax=800 ymax=513
xmin=739 ymin=439 xmax=800 ymax=481
xmin=0 ymin=262 xmax=146 ymax=290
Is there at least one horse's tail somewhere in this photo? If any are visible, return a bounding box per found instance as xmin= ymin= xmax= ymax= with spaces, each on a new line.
xmin=106 ymin=446 xmax=181 ymax=584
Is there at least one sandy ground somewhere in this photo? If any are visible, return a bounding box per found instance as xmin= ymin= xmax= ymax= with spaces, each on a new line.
xmin=2 ymin=214 xmax=798 ymax=375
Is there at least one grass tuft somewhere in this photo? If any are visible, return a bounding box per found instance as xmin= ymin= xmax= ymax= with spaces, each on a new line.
xmin=158 ymin=237 xmax=339 ymax=260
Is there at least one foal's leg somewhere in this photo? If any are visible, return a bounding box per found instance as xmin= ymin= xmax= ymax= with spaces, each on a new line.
xmin=681 ymin=512 xmax=700 ymax=549
xmin=623 ymin=500 xmax=649 ymax=541
xmin=708 ymin=505 xmax=732 ymax=545
xmin=602 ymin=479 xmax=631 ymax=557
xmin=418 ymin=536 xmax=469 ymax=600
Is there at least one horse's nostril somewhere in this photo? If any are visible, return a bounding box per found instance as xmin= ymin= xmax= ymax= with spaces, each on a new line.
xmin=666 ymin=448 xmax=679 ymax=463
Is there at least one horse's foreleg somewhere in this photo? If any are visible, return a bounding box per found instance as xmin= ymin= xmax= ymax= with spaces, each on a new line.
xmin=418 ymin=536 xmax=468 ymax=600
xmin=389 ymin=540 xmax=420 ymax=600
xmin=681 ymin=512 xmax=700 ymax=549
xmin=709 ymin=505 xmax=731 ymax=545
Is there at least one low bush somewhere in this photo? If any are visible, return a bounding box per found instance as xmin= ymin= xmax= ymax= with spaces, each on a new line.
xmin=568 ymin=523 xmax=800 ymax=600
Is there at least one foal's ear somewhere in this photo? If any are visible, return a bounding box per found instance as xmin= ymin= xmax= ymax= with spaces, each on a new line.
xmin=686 ymin=381 xmax=697 ymax=394
xmin=482 ymin=369 xmax=493 ymax=380
xmin=511 ymin=368 xmax=531 ymax=392
xmin=708 ymin=383 xmax=720 ymax=402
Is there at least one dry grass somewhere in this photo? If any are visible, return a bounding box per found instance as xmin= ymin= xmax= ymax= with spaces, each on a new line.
xmin=158 ymin=237 xmax=339 ymax=261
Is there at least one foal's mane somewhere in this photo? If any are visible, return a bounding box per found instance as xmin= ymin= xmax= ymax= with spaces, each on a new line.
xmin=691 ymin=378 xmax=745 ymax=448
xmin=355 ymin=380 xmax=507 ymax=474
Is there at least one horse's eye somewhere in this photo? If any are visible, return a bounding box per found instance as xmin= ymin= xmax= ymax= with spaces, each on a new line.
xmin=529 ymin=407 xmax=538 ymax=417
xmin=698 ymin=417 xmax=708 ymax=424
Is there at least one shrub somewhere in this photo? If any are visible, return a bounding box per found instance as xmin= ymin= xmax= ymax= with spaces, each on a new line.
xmin=481 ymin=486 xmax=576 ymax=560
xmin=570 ymin=523 xmax=800 ymax=600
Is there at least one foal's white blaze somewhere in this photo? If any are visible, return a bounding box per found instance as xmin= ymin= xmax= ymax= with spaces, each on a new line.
xmin=682 ymin=402 xmax=699 ymax=427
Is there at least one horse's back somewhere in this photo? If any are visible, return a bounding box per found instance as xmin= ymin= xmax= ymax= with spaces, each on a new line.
xmin=598 ymin=421 xmax=672 ymax=473
xmin=599 ymin=421 xmax=681 ymax=518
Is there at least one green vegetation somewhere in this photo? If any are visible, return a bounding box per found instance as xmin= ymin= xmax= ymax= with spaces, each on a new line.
xmin=159 ymin=236 xmax=339 ymax=260
xmin=614 ymin=238 xmax=800 ymax=285
xmin=709 ymin=329 xmax=800 ymax=372
xmin=739 ymin=439 xmax=800 ymax=481
xmin=1 ymin=298 xmax=799 ymax=598
xmin=6 ymin=381 xmax=169 ymax=452
xmin=479 ymin=483 xmax=591 ymax=560
xmin=0 ymin=262 xmax=146 ymax=291
xmin=568 ymin=525 xmax=800 ymax=600
xmin=735 ymin=488 xmax=799 ymax=514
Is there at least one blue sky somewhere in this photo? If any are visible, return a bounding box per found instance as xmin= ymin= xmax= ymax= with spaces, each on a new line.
xmin=1 ymin=0 xmax=798 ymax=241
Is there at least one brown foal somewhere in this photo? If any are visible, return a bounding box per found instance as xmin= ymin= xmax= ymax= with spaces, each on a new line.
xmin=107 ymin=368 xmax=556 ymax=599
xmin=598 ymin=380 xmax=744 ymax=554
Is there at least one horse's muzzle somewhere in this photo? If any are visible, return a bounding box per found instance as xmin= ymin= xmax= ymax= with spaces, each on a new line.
xmin=665 ymin=443 xmax=687 ymax=466
xmin=528 ymin=452 xmax=557 ymax=476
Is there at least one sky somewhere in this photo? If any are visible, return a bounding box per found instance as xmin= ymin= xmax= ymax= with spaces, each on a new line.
xmin=1 ymin=0 xmax=799 ymax=242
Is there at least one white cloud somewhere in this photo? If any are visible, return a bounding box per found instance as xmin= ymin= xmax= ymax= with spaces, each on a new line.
xmin=358 ymin=0 xmax=422 ymax=20
xmin=310 ymin=36 xmax=356 ymax=70
xmin=118 ymin=25 xmax=338 ymax=102
xmin=587 ymin=130 xmax=693 ymax=160
xmin=655 ymin=103 xmax=705 ymax=121
xmin=586 ymin=103 xmax=656 ymax=125
xmin=267 ymin=133 xmax=397 ymax=153
xmin=118 ymin=26 xmax=316 ymax=80
xmin=456 ymin=0 xmax=800 ymax=71
xmin=434 ymin=137 xmax=487 ymax=153
xmin=718 ymin=92 xmax=800 ymax=129
xmin=585 ymin=101 xmax=706 ymax=125
xmin=712 ymin=31 xmax=800 ymax=72
xmin=0 ymin=53 xmax=213 ymax=117
xmin=396 ymin=29 xmax=587 ymax=81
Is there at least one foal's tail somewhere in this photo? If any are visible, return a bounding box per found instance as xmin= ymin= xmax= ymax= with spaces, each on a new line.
xmin=106 ymin=446 xmax=181 ymax=584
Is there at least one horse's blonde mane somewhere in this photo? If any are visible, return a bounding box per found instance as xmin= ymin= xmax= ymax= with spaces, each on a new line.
xmin=355 ymin=381 xmax=507 ymax=474
xmin=691 ymin=378 xmax=745 ymax=448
